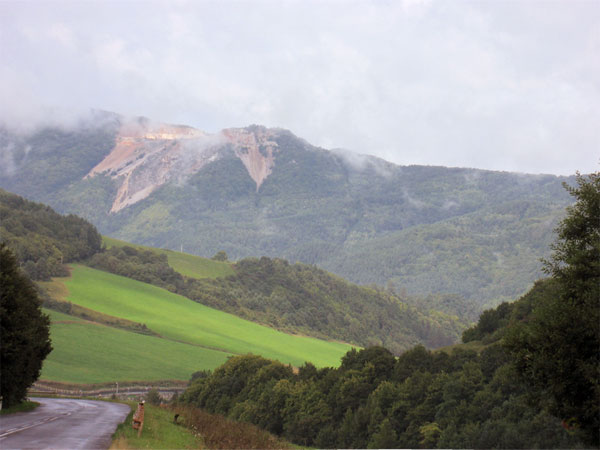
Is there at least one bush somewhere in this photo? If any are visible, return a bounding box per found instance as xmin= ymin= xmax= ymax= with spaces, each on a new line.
xmin=145 ymin=389 xmax=162 ymax=406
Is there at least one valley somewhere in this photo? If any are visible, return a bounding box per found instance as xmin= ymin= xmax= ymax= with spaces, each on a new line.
xmin=0 ymin=131 xmax=596 ymax=450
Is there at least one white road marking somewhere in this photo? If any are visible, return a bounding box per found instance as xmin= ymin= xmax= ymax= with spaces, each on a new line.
xmin=0 ymin=411 xmax=73 ymax=438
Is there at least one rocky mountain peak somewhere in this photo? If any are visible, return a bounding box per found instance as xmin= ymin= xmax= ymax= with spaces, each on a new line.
xmin=85 ymin=121 xmax=283 ymax=212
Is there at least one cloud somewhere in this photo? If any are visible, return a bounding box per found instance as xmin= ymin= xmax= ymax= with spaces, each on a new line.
xmin=331 ymin=148 xmax=395 ymax=178
xmin=0 ymin=142 xmax=18 ymax=176
xmin=0 ymin=0 xmax=598 ymax=175
xmin=48 ymin=23 xmax=76 ymax=50
xmin=403 ymin=189 xmax=426 ymax=209
xmin=442 ymin=200 xmax=459 ymax=210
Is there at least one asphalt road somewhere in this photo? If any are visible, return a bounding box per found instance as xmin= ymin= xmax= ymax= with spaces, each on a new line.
xmin=0 ymin=397 xmax=131 ymax=449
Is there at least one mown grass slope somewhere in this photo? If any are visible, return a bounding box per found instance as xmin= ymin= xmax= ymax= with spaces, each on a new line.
xmin=61 ymin=265 xmax=354 ymax=368
xmin=42 ymin=309 xmax=232 ymax=383
xmin=102 ymin=235 xmax=234 ymax=279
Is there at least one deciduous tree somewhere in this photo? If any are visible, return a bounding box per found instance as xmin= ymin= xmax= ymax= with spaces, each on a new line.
xmin=505 ymin=172 xmax=600 ymax=446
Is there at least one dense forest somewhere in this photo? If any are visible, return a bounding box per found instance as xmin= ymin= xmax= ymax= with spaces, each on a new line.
xmin=179 ymin=172 xmax=599 ymax=448
xmin=180 ymin=343 xmax=579 ymax=448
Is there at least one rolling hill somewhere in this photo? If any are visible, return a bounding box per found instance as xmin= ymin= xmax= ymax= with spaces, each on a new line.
xmin=36 ymin=260 xmax=361 ymax=383
xmin=58 ymin=264 xmax=353 ymax=368
xmin=2 ymin=190 xmax=467 ymax=362
xmin=2 ymin=190 xmax=471 ymax=385
xmin=38 ymin=264 xmax=355 ymax=384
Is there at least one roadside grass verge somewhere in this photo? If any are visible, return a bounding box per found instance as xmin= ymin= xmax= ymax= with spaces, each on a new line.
xmin=103 ymin=236 xmax=234 ymax=279
xmin=41 ymin=309 xmax=232 ymax=384
xmin=61 ymin=265 xmax=353 ymax=368
xmin=174 ymin=405 xmax=293 ymax=449
xmin=110 ymin=402 xmax=201 ymax=449
xmin=110 ymin=403 xmax=291 ymax=450
xmin=0 ymin=401 xmax=40 ymax=415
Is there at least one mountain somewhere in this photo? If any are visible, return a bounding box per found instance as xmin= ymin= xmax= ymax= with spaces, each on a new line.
xmin=0 ymin=112 xmax=574 ymax=311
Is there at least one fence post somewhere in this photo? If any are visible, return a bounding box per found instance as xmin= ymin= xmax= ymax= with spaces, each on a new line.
xmin=132 ymin=401 xmax=145 ymax=437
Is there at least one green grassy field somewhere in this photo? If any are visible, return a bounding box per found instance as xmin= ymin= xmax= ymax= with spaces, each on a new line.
xmin=60 ymin=265 xmax=353 ymax=368
xmin=102 ymin=236 xmax=234 ymax=279
xmin=42 ymin=310 xmax=232 ymax=383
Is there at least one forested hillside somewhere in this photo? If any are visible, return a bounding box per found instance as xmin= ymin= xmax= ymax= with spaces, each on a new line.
xmin=191 ymin=257 xmax=465 ymax=351
xmin=0 ymin=117 xmax=575 ymax=316
xmin=0 ymin=112 xmax=118 ymax=204
xmin=324 ymin=198 xmax=564 ymax=308
xmin=0 ymin=189 xmax=102 ymax=280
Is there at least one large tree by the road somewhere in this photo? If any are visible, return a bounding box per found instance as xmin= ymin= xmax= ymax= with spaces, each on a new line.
xmin=505 ymin=172 xmax=600 ymax=446
xmin=0 ymin=243 xmax=52 ymax=408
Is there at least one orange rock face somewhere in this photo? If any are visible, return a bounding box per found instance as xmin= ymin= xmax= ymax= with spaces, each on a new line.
xmin=223 ymin=127 xmax=278 ymax=192
xmin=86 ymin=121 xmax=280 ymax=212
xmin=86 ymin=121 xmax=221 ymax=212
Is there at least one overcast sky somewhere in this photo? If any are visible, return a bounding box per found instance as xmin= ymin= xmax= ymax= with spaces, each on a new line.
xmin=1 ymin=0 xmax=598 ymax=175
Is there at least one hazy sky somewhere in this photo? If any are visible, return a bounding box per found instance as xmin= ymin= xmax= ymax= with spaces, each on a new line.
xmin=1 ymin=0 xmax=598 ymax=175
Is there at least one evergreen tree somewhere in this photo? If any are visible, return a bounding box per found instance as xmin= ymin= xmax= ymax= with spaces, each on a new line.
xmin=0 ymin=243 xmax=52 ymax=408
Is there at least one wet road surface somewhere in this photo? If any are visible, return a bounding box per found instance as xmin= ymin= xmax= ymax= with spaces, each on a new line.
xmin=0 ymin=397 xmax=130 ymax=449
